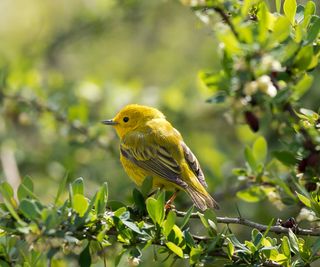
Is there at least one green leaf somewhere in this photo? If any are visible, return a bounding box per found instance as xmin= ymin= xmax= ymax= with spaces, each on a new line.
xmin=17 ymin=176 xmax=35 ymax=201
xmin=180 ymin=206 xmax=194 ymax=229
xmin=146 ymin=192 xmax=165 ymax=225
xmin=0 ymin=182 xmax=16 ymax=207
xmin=293 ymin=45 xmax=313 ymax=70
xmin=253 ymin=231 xmax=263 ymax=247
xmin=1 ymin=198 xmax=23 ymax=225
xmin=0 ymin=182 xmax=24 ymax=224
xmin=257 ymin=2 xmax=269 ymax=43
xmin=43 ymin=209 xmax=59 ymax=229
xmin=284 ymin=0 xmax=297 ymax=24
xmin=163 ymin=210 xmax=176 ymax=237
xmin=304 ymin=1 xmax=315 ymax=16
xmin=73 ymin=194 xmax=89 ymax=217
xmin=272 ymin=150 xmax=297 ymax=166
xmin=19 ymin=199 xmax=41 ymax=221
xmin=303 ymin=1 xmax=316 ymax=28
xmin=218 ymin=31 xmax=241 ymax=55
xmin=227 ymin=241 xmax=234 ymax=259
xmin=276 ymin=0 xmax=282 ymax=13
xmin=189 ymin=246 xmax=203 ymax=265
xmin=198 ymin=212 xmax=209 ymax=229
xmin=298 ymin=237 xmax=311 ymax=261
xmin=270 ymin=16 xmax=291 ymax=44
xmin=122 ymin=221 xmax=144 ymax=235
xmin=280 ymin=41 xmax=300 ymax=62
xmin=198 ymin=211 xmax=217 ymax=235
xmin=184 ymin=231 xmax=195 ymax=248
xmin=132 ymin=188 xmax=145 ymax=212
xmin=253 ymin=136 xmax=267 ymax=164
xmin=229 ymin=234 xmax=250 ymax=252
xmin=199 ymin=71 xmax=229 ymax=92
xmin=79 ymin=242 xmax=91 ymax=267
xmin=288 ymin=229 xmax=299 ymax=254
xmin=141 ymin=176 xmax=153 ymax=198
xmin=292 ymin=74 xmax=314 ymax=100
xmin=282 ymin=236 xmax=291 ymax=258
xmin=245 ymin=146 xmax=258 ymax=171
xmin=72 ymin=177 xmax=84 ymax=195
xmin=168 ymin=225 xmax=184 ymax=245
xmin=245 ymin=240 xmax=257 ymax=253
xmin=299 ymin=108 xmax=317 ymax=117
xmin=294 ymin=23 xmax=303 ymax=43
xmin=295 ymin=5 xmax=305 ymax=23
xmin=237 ymin=186 xmax=266 ymax=202
xmin=296 ymin=192 xmax=311 ymax=207
xmin=54 ymin=173 xmax=68 ymax=205
xmin=204 ymin=209 xmax=217 ymax=224
xmin=306 ymin=16 xmax=320 ymax=44
xmin=114 ymin=206 xmax=127 ymax=217
xmin=312 ymin=238 xmax=320 ymax=256
xmin=0 ymin=260 xmax=10 ymax=267
xmin=94 ymin=182 xmax=108 ymax=216
xmin=166 ymin=242 xmax=183 ymax=258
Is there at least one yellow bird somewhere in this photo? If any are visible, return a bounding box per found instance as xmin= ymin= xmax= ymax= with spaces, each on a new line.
xmin=102 ymin=104 xmax=219 ymax=211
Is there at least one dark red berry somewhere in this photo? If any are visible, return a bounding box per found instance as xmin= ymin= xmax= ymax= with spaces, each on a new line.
xmin=244 ymin=111 xmax=259 ymax=132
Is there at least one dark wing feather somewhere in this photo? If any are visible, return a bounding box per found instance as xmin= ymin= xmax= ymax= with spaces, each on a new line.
xmin=120 ymin=139 xmax=187 ymax=188
xmin=181 ymin=142 xmax=207 ymax=188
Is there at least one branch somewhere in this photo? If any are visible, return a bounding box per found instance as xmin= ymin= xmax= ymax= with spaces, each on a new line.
xmin=212 ymin=7 xmax=239 ymax=39
xmin=0 ymin=91 xmax=116 ymax=155
xmin=191 ymin=6 xmax=239 ymax=38
xmin=175 ymin=210 xmax=320 ymax=236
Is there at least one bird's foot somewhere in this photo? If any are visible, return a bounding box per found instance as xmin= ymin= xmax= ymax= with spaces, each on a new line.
xmin=164 ymin=202 xmax=175 ymax=210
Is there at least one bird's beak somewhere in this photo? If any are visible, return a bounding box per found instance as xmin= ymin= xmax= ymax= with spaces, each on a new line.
xmin=101 ymin=119 xmax=118 ymax=125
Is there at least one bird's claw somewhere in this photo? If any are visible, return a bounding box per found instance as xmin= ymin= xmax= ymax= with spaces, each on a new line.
xmin=164 ymin=202 xmax=175 ymax=210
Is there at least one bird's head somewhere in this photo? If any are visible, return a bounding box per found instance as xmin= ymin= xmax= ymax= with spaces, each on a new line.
xmin=102 ymin=104 xmax=165 ymax=138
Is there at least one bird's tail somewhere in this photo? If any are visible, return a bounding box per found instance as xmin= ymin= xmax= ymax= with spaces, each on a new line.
xmin=185 ymin=186 xmax=220 ymax=211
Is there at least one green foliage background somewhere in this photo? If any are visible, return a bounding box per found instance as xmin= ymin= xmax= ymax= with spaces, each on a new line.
xmin=1 ymin=0 xmax=320 ymax=266
xmin=1 ymin=0 xmax=226 ymax=202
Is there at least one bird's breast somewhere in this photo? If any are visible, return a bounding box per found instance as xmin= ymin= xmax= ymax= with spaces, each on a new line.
xmin=120 ymin=154 xmax=148 ymax=186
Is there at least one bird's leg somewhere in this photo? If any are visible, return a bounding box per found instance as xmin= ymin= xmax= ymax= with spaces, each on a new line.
xmin=165 ymin=190 xmax=179 ymax=210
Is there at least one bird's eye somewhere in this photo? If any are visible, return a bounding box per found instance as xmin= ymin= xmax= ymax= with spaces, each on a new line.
xmin=123 ymin=116 xmax=129 ymax=123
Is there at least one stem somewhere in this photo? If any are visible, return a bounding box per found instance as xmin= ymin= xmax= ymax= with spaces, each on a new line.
xmin=212 ymin=7 xmax=239 ymax=39
xmin=174 ymin=210 xmax=320 ymax=236
xmin=191 ymin=6 xmax=239 ymax=38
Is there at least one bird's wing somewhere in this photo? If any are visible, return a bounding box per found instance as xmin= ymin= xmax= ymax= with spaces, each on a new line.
xmin=120 ymin=131 xmax=188 ymax=188
xmin=181 ymin=142 xmax=207 ymax=188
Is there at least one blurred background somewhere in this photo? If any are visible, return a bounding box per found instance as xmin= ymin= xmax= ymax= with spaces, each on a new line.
xmin=0 ymin=0 xmax=318 ymax=266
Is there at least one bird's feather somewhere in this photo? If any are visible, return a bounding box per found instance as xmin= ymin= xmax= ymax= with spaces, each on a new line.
xmin=120 ymin=129 xmax=188 ymax=188
xmin=181 ymin=142 xmax=207 ymax=188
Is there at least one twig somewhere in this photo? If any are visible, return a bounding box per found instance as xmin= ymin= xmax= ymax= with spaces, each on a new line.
xmin=212 ymin=7 xmax=239 ymax=39
xmin=174 ymin=210 xmax=320 ymax=236
xmin=191 ymin=6 xmax=239 ymax=38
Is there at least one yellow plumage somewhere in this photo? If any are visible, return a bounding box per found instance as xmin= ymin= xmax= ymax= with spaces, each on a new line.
xmin=102 ymin=104 xmax=219 ymax=211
